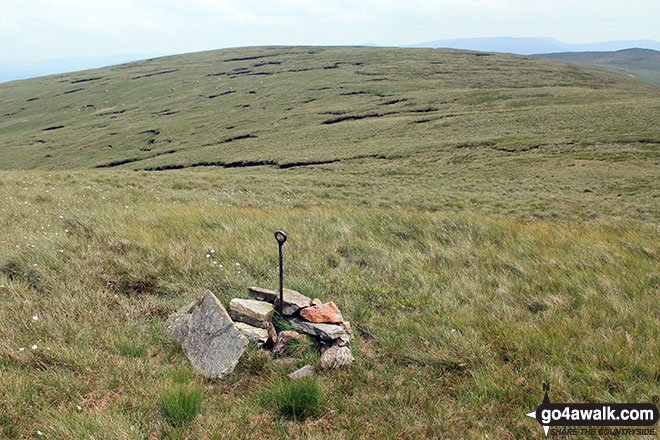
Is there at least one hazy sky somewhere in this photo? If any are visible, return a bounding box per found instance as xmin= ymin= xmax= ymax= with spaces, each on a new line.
xmin=2 ymin=0 xmax=659 ymax=61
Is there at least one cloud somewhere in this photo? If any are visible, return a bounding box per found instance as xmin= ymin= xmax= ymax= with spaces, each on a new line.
xmin=1 ymin=0 xmax=658 ymax=60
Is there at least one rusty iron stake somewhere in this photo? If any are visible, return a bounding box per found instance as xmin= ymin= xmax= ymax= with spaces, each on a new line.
xmin=274 ymin=230 xmax=287 ymax=315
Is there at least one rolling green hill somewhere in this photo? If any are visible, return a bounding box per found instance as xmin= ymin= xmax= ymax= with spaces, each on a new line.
xmin=2 ymin=46 xmax=659 ymax=171
xmin=535 ymin=48 xmax=660 ymax=87
xmin=2 ymin=47 xmax=660 ymax=439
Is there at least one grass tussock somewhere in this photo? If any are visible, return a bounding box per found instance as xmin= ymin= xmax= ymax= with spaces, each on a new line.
xmin=116 ymin=339 xmax=146 ymax=358
xmin=265 ymin=378 xmax=325 ymax=421
xmin=160 ymin=384 xmax=205 ymax=426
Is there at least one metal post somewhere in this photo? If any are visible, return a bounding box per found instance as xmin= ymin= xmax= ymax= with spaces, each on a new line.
xmin=274 ymin=230 xmax=287 ymax=315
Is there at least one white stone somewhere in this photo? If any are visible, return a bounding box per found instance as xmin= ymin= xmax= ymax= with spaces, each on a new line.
xmin=320 ymin=344 xmax=355 ymax=369
xmin=288 ymin=365 xmax=314 ymax=380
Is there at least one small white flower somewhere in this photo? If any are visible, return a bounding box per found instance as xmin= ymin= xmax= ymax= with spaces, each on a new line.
xmin=33 ymin=263 xmax=38 ymax=267
xmin=77 ymin=405 xmax=82 ymax=411
xmin=32 ymin=315 xmax=38 ymax=321
xmin=59 ymin=249 xmax=64 ymax=253
xmin=31 ymin=344 xmax=38 ymax=350
xmin=206 ymin=254 xmax=210 ymax=258
xmin=235 ymin=262 xmax=240 ymax=266
xmin=218 ymin=264 xmax=223 ymax=268
xmin=450 ymin=329 xmax=457 ymax=333
xmin=211 ymin=250 xmax=215 ymax=253
xmin=19 ymin=347 xmax=25 ymax=351
xmin=37 ymin=431 xmax=43 ymax=436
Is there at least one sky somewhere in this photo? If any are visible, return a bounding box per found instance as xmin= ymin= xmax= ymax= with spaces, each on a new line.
xmin=1 ymin=0 xmax=659 ymax=62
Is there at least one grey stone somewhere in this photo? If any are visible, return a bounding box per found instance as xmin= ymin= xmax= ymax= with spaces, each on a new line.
xmin=230 ymin=312 xmax=269 ymax=329
xmin=248 ymin=286 xmax=278 ymax=303
xmin=266 ymin=322 xmax=278 ymax=345
xmin=288 ymin=317 xmax=351 ymax=342
xmin=276 ymin=289 xmax=312 ymax=315
xmin=320 ymin=344 xmax=355 ymax=369
xmin=235 ymin=322 xmax=269 ymax=345
xmin=288 ymin=365 xmax=314 ymax=381
xmin=165 ymin=290 xmax=248 ymax=379
xmin=342 ymin=321 xmax=354 ymax=339
xmin=229 ymin=298 xmax=274 ymax=328
xmin=249 ymin=287 xmax=311 ymax=315
xmin=230 ymin=298 xmax=274 ymax=322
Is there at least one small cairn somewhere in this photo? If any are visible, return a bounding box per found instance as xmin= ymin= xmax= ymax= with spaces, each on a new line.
xmin=166 ymin=230 xmax=354 ymax=379
xmin=229 ymin=286 xmax=355 ymax=370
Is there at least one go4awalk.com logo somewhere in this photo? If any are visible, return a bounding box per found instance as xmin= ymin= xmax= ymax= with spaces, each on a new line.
xmin=526 ymin=384 xmax=659 ymax=437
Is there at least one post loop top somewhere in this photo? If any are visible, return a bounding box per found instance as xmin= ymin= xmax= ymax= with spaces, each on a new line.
xmin=274 ymin=230 xmax=287 ymax=245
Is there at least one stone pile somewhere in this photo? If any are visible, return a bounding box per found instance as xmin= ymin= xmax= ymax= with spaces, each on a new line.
xmin=165 ymin=287 xmax=355 ymax=380
xmin=232 ymin=286 xmax=355 ymax=371
xmin=229 ymin=298 xmax=277 ymax=347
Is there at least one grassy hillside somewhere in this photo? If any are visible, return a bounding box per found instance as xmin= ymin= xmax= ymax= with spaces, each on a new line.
xmin=1 ymin=47 xmax=660 ymax=439
xmin=535 ymin=48 xmax=660 ymax=87
xmin=1 ymin=46 xmax=659 ymax=171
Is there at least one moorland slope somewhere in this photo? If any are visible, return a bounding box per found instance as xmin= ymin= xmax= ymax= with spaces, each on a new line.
xmin=2 ymin=46 xmax=659 ymax=171
xmin=1 ymin=47 xmax=660 ymax=439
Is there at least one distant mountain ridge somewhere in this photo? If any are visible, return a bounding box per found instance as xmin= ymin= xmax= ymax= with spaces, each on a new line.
xmin=409 ymin=37 xmax=660 ymax=55
xmin=534 ymin=48 xmax=660 ymax=87
xmin=0 ymin=54 xmax=164 ymax=84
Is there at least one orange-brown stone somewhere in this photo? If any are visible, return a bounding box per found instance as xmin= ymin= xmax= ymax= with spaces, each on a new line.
xmin=299 ymin=302 xmax=343 ymax=324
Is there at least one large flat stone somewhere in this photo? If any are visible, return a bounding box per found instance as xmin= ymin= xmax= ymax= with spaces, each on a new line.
xmin=229 ymin=298 xmax=274 ymax=326
xmin=248 ymin=286 xmax=278 ymax=303
xmin=288 ymin=317 xmax=351 ymax=342
xmin=230 ymin=312 xmax=269 ymax=329
xmin=165 ymin=290 xmax=248 ymax=379
xmin=276 ymin=290 xmax=312 ymax=316
xmin=249 ymin=287 xmax=311 ymax=316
